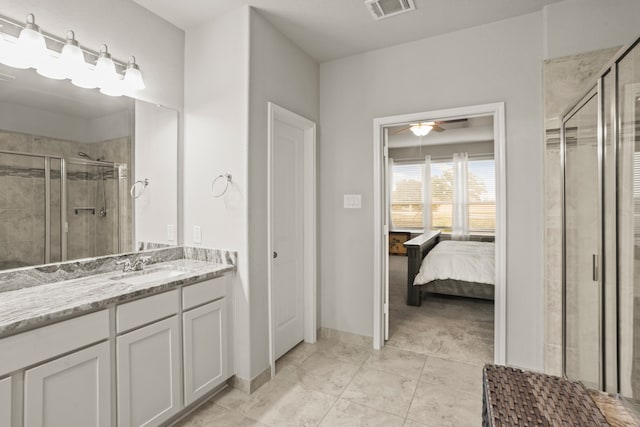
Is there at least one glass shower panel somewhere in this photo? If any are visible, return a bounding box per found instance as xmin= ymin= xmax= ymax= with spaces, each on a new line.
xmin=617 ymin=41 xmax=640 ymax=402
xmin=0 ymin=152 xmax=46 ymax=269
xmin=66 ymin=161 xmax=120 ymax=260
xmin=563 ymin=92 xmax=601 ymax=389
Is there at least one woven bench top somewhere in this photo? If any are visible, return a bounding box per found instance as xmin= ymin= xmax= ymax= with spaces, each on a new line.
xmin=483 ymin=365 xmax=609 ymax=427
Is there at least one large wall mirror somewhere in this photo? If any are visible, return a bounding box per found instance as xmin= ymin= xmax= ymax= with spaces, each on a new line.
xmin=0 ymin=63 xmax=178 ymax=270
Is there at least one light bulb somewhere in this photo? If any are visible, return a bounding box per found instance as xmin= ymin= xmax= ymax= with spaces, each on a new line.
xmin=410 ymin=123 xmax=432 ymax=137
xmin=59 ymin=31 xmax=86 ymax=80
xmin=16 ymin=14 xmax=47 ymax=69
xmin=123 ymin=56 xmax=145 ymax=91
xmin=36 ymin=50 xmax=66 ymax=80
xmin=71 ymin=64 xmax=98 ymax=89
xmin=95 ymin=44 xmax=118 ymax=89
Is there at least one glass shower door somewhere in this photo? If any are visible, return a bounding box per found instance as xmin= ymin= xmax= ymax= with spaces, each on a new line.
xmin=563 ymin=91 xmax=601 ymax=389
xmin=65 ymin=159 xmax=121 ymax=260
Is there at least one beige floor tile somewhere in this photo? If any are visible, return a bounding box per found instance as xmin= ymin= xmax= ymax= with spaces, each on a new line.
xmin=240 ymin=378 xmax=337 ymax=427
xmin=315 ymin=339 xmax=373 ymax=365
xmin=175 ymin=401 xmax=268 ymax=427
xmin=403 ymin=420 xmax=427 ymax=427
xmin=420 ymin=356 xmax=483 ymax=395
xmin=364 ymin=346 xmax=427 ymax=380
xmin=276 ymin=341 xmax=318 ymax=370
xmin=407 ymin=381 xmax=482 ymax=427
xmin=280 ymin=352 xmax=361 ymax=396
xmin=319 ymin=398 xmax=405 ymax=427
xmin=342 ymin=367 xmax=418 ymax=418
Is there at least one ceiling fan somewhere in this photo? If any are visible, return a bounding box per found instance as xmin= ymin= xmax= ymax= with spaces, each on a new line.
xmin=393 ymin=118 xmax=467 ymax=136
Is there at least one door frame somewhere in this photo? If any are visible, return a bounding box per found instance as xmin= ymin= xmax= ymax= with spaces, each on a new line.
xmin=372 ymin=102 xmax=507 ymax=365
xmin=267 ymin=102 xmax=317 ymax=377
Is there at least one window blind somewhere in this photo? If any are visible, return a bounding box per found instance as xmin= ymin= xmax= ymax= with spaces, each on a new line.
xmin=391 ymin=163 xmax=423 ymax=229
xmin=391 ymin=158 xmax=496 ymax=233
xmin=468 ymin=159 xmax=496 ymax=232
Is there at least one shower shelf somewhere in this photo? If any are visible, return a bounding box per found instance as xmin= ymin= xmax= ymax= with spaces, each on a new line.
xmin=74 ymin=207 xmax=96 ymax=215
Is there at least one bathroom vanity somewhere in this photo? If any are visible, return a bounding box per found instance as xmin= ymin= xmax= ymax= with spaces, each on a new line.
xmin=0 ymin=246 xmax=236 ymax=427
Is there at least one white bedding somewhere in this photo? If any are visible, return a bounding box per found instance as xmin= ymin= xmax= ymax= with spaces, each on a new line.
xmin=413 ymin=240 xmax=495 ymax=286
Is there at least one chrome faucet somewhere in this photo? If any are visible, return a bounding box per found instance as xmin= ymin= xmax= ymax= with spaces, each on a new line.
xmin=116 ymin=256 xmax=151 ymax=272
xmin=115 ymin=259 xmax=133 ymax=272
xmin=131 ymin=256 xmax=152 ymax=271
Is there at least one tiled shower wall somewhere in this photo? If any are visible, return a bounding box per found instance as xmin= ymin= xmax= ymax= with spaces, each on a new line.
xmin=543 ymin=47 xmax=620 ymax=375
xmin=0 ymin=130 xmax=131 ymax=269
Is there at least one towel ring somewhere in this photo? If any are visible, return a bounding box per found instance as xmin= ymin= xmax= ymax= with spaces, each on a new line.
xmin=130 ymin=178 xmax=149 ymax=199
xmin=211 ymin=173 xmax=232 ymax=198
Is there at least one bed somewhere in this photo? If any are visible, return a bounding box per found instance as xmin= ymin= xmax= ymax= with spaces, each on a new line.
xmin=403 ymin=231 xmax=495 ymax=306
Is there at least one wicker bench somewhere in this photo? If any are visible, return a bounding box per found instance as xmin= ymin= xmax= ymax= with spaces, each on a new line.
xmin=482 ymin=365 xmax=610 ymax=427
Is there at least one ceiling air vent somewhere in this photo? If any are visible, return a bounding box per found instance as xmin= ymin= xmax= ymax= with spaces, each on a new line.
xmin=365 ymin=0 xmax=416 ymax=20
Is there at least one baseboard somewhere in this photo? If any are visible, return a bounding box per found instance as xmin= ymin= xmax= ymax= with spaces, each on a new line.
xmin=230 ymin=366 xmax=272 ymax=395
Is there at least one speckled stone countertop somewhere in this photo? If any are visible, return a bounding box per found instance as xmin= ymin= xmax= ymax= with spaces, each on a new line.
xmin=0 ymin=245 xmax=236 ymax=338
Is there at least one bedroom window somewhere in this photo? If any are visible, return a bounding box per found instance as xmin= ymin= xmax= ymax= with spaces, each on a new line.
xmin=390 ymin=163 xmax=424 ymax=229
xmin=390 ymin=158 xmax=495 ymax=233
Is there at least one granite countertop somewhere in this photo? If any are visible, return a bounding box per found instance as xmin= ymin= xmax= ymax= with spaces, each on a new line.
xmin=0 ymin=246 xmax=236 ymax=338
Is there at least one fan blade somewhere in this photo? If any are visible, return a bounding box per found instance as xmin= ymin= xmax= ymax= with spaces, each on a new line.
xmin=392 ymin=126 xmax=411 ymax=135
xmin=431 ymin=125 xmax=445 ymax=132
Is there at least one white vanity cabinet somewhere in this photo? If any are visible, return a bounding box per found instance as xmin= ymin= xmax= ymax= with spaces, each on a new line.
xmin=183 ymin=298 xmax=227 ymax=405
xmin=0 ymin=376 xmax=12 ymax=427
xmin=24 ymin=342 xmax=111 ymax=427
xmin=116 ymin=291 xmax=181 ymax=427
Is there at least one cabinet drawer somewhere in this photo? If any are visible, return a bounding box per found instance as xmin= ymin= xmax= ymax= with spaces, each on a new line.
xmin=117 ymin=290 xmax=178 ymax=333
xmin=0 ymin=310 xmax=109 ymax=376
xmin=182 ymin=277 xmax=225 ymax=310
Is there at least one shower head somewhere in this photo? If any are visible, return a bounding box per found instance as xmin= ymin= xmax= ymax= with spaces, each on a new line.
xmin=77 ymin=152 xmax=95 ymax=160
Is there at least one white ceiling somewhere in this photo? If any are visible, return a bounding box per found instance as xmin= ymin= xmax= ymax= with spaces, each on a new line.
xmin=132 ymin=0 xmax=562 ymax=62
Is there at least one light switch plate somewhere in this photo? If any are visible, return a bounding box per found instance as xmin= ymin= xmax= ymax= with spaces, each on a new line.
xmin=167 ymin=224 xmax=175 ymax=241
xmin=344 ymin=194 xmax=362 ymax=209
xmin=193 ymin=225 xmax=202 ymax=244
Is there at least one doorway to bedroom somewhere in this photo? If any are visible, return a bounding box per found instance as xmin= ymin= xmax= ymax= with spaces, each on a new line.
xmin=372 ymin=103 xmax=506 ymax=366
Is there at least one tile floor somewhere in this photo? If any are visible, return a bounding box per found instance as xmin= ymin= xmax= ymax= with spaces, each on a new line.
xmin=176 ymin=255 xmax=493 ymax=426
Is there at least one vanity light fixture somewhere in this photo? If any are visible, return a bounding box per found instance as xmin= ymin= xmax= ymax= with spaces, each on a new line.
xmin=123 ymin=56 xmax=145 ymax=91
xmin=96 ymin=44 xmax=123 ymax=96
xmin=0 ymin=13 xmax=145 ymax=96
xmin=15 ymin=14 xmax=47 ymax=69
xmin=410 ymin=123 xmax=433 ymax=137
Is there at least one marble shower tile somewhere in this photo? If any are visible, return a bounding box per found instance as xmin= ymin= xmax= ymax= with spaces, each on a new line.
xmin=342 ymin=367 xmax=418 ymax=418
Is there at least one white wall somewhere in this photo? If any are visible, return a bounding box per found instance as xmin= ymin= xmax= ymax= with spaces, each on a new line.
xmin=319 ymin=12 xmax=545 ymax=369
xmin=543 ymin=0 xmax=640 ymax=60
xmin=183 ymin=6 xmax=251 ymax=379
xmin=134 ymin=101 xmax=178 ymax=247
xmin=247 ymin=8 xmax=319 ymax=377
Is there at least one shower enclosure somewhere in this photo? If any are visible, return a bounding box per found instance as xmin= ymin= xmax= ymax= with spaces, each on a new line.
xmin=0 ymin=149 xmax=127 ymax=269
xmin=562 ymin=35 xmax=640 ymax=405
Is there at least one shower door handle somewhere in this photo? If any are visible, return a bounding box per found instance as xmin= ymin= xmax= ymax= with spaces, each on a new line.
xmin=592 ymin=254 xmax=598 ymax=282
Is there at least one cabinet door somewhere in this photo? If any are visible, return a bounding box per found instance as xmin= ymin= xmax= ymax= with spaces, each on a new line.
xmin=117 ymin=316 xmax=181 ymax=427
xmin=24 ymin=342 xmax=111 ymax=427
xmin=183 ymin=299 xmax=227 ymax=405
xmin=0 ymin=376 xmax=11 ymax=427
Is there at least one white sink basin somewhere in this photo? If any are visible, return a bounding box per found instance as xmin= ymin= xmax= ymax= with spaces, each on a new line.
xmin=110 ymin=266 xmax=188 ymax=285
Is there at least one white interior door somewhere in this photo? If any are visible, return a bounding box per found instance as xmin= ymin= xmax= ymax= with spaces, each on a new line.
xmin=272 ymin=118 xmax=305 ymax=360
xmin=383 ymin=128 xmax=390 ymax=341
